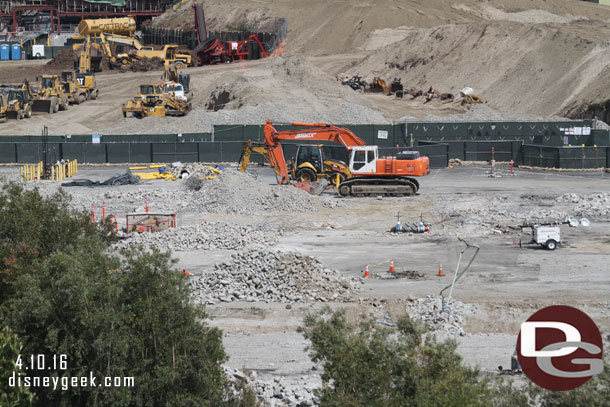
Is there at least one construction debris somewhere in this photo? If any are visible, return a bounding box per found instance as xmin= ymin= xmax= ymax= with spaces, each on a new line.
xmin=61 ymin=172 xmax=140 ymax=187
xmin=189 ymin=250 xmax=360 ymax=304
xmin=405 ymin=295 xmax=480 ymax=336
xmin=113 ymin=221 xmax=277 ymax=251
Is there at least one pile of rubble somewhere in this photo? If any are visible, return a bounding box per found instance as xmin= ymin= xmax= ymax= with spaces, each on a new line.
xmin=190 ymin=250 xmax=360 ymax=304
xmin=404 ymin=295 xmax=480 ymax=336
xmin=192 ymin=170 xmax=342 ymax=214
xmin=226 ymin=368 xmax=319 ymax=407
xmin=555 ymin=193 xmax=610 ymax=219
xmin=112 ymin=221 xmax=278 ymax=252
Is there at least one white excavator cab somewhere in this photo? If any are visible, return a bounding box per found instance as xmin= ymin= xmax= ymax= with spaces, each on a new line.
xmin=349 ymin=146 xmax=378 ymax=174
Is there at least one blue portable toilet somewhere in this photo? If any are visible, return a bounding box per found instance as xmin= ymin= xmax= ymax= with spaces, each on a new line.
xmin=0 ymin=44 xmax=9 ymax=61
xmin=11 ymin=44 xmax=21 ymax=60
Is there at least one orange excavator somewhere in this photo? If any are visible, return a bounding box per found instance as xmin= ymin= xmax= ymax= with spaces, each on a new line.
xmin=242 ymin=120 xmax=430 ymax=197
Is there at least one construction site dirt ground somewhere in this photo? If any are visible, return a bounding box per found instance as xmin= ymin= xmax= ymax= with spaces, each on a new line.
xmin=3 ymin=164 xmax=609 ymax=386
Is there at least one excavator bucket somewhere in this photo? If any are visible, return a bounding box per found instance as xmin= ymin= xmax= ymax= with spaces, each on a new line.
xmin=293 ymin=179 xmax=329 ymax=195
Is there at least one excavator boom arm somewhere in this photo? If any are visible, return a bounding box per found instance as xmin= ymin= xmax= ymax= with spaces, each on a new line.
xmin=261 ymin=120 xmax=366 ymax=184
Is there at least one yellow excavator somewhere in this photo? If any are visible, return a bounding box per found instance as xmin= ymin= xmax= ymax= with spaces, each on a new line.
xmin=99 ymin=32 xmax=192 ymax=69
xmin=240 ymin=140 xmax=351 ymax=186
xmin=63 ymin=35 xmax=99 ymax=103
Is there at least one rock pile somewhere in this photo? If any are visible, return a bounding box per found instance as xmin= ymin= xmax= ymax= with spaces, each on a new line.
xmin=555 ymin=193 xmax=610 ymax=219
xmin=405 ymin=295 xmax=480 ymax=336
xmin=60 ymin=169 xmax=341 ymax=216
xmin=226 ymin=368 xmax=319 ymax=407
xmin=190 ymin=250 xmax=360 ymax=304
xmin=197 ymin=170 xmax=342 ymax=214
xmin=112 ymin=221 xmax=277 ymax=252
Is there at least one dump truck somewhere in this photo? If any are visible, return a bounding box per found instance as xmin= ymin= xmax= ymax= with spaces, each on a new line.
xmin=32 ymin=75 xmax=69 ymax=113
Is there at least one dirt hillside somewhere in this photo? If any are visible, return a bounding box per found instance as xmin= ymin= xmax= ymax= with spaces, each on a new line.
xmin=152 ymin=0 xmax=610 ymax=118
xmin=2 ymin=0 xmax=610 ymax=135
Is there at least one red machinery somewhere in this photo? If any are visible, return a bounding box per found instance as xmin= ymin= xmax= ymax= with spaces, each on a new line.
xmin=199 ymin=34 xmax=267 ymax=65
xmin=192 ymin=3 xmax=268 ymax=65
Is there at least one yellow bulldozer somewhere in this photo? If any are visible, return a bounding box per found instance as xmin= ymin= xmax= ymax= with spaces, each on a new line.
xmin=32 ymin=75 xmax=69 ymax=113
xmin=122 ymin=83 xmax=192 ymax=118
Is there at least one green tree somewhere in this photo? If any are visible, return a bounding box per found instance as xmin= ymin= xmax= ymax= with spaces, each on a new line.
xmin=0 ymin=325 xmax=34 ymax=407
xmin=530 ymin=359 xmax=610 ymax=407
xmin=0 ymin=183 xmax=114 ymax=301
xmin=0 ymin=184 xmax=258 ymax=407
xmin=299 ymin=307 xmax=494 ymax=407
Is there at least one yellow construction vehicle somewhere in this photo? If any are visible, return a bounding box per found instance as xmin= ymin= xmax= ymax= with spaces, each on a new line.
xmin=122 ymin=83 xmax=192 ymax=118
xmin=73 ymin=34 xmax=99 ymax=100
xmin=99 ymin=33 xmax=192 ymax=69
xmin=71 ymin=17 xmax=136 ymax=71
xmin=160 ymin=61 xmax=192 ymax=101
xmin=0 ymin=94 xmax=7 ymax=122
xmin=240 ymin=140 xmax=352 ymax=186
xmin=32 ymin=75 xmax=69 ymax=113
xmin=3 ymin=81 xmax=34 ymax=120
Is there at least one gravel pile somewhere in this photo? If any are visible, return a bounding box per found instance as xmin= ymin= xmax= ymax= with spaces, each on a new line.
xmin=190 ymin=250 xmax=360 ymax=304
xmin=112 ymin=221 xmax=277 ymax=252
xmin=555 ymin=193 xmax=610 ymax=219
xmin=405 ymin=295 xmax=480 ymax=336
xmin=226 ymin=368 xmax=319 ymax=407
xmin=58 ymin=170 xmax=341 ymax=215
xmin=198 ymin=170 xmax=341 ymax=214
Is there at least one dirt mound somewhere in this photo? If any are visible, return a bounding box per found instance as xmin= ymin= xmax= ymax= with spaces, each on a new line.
xmin=199 ymin=56 xmax=388 ymax=120
xmin=348 ymin=21 xmax=610 ymax=116
xmin=46 ymin=48 xmax=76 ymax=69
xmin=125 ymin=57 xmax=164 ymax=72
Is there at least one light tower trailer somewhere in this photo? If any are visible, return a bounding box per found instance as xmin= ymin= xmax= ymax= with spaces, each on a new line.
xmin=519 ymin=218 xmax=588 ymax=251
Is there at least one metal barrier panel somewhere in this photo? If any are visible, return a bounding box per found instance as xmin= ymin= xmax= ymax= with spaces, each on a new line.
xmin=84 ymin=143 xmax=107 ymax=163
xmin=559 ymin=147 xmax=607 ymax=169
xmin=590 ymin=130 xmax=610 ymax=146
xmin=0 ymin=143 xmax=16 ymax=163
xmin=152 ymin=143 xmax=176 ymax=162
xmin=521 ymin=145 xmax=560 ymax=167
xmin=65 ymin=135 xmax=91 ymax=143
xmin=106 ymin=143 xmax=130 ymax=163
xmin=221 ymin=141 xmax=244 ymax=162
xmin=243 ymin=125 xmax=262 ymax=143
xmin=61 ymin=143 xmax=86 ymax=163
xmin=130 ymin=143 xmax=152 ymax=163
xmin=214 ymin=125 xmax=245 ymax=141
xmin=175 ymin=143 xmax=199 ymax=162
xmin=198 ymin=142 xmax=222 ymax=162
xmin=16 ymin=143 xmax=40 ymax=163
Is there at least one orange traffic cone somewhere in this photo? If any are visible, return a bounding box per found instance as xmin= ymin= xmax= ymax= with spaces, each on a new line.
xmin=389 ymin=260 xmax=395 ymax=273
xmin=138 ymin=225 xmax=144 ymax=233
xmin=364 ymin=265 xmax=370 ymax=278
xmin=438 ymin=264 xmax=445 ymax=277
